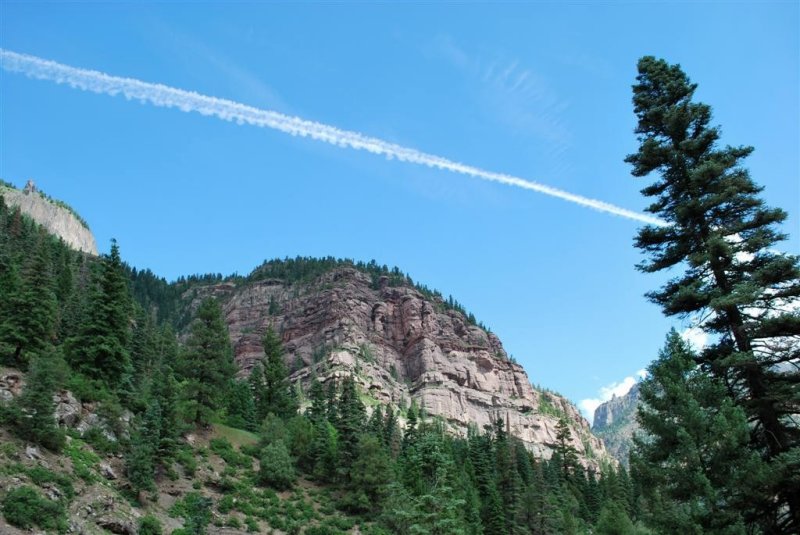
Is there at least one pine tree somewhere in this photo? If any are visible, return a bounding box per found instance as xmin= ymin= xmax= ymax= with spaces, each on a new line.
xmin=310 ymin=418 xmax=339 ymax=482
xmin=343 ymin=434 xmax=393 ymax=514
xmin=66 ymin=240 xmax=133 ymax=390
xmin=251 ymin=326 xmax=297 ymax=421
xmin=225 ymin=379 xmax=257 ymax=431
xmin=553 ymin=418 xmax=579 ymax=480
xmin=632 ymin=330 xmax=753 ymax=533
xmin=10 ymin=348 xmax=67 ymax=451
xmin=182 ymin=298 xmax=235 ymax=427
xmin=335 ymin=374 xmax=366 ymax=477
xmin=0 ymin=233 xmax=57 ymax=369
xmin=493 ymin=418 xmax=522 ymax=533
xmin=127 ymin=402 xmax=161 ymax=499
xmin=259 ymin=441 xmax=296 ymax=490
xmin=150 ymin=360 xmax=181 ymax=462
xmin=626 ymin=56 xmax=800 ymax=532
xmin=306 ymin=378 xmax=327 ymax=424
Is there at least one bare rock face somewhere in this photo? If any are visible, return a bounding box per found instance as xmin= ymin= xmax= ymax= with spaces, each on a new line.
xmin=0 ymin=370 xmax=23 ymax=402
xmin=0 ymin=183 xmax=97 ymax=255
xmin=592 ymin=383 xmax=641 ymax=465
xmin=54 ymin=390 xmax=82 ymax=427
xmin=192 ymin=267 xmax=609 ymax=468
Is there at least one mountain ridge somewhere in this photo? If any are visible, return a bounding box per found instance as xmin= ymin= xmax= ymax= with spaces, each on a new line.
xmin=176 ymin=262 xmax=609 ymax=467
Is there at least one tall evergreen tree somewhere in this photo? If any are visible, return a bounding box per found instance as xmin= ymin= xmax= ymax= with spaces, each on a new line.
xmin=127 ymin=401 xmax=161 ymax=499
xmin=0 ymin=233 xmax=57 ymax=369
xmin=626 ymin=56 xmax=800 ymax=532
xmin=226 ymin=379 xmax=257 ymax=431
xmin=251 ymin=326 xmax=297 ymax=421
xmin=335 ymin=374 xmax=366 ymax=477
xmin=66 ymin=240 xmax=133 ymax=389
xmin=553 ymin=417 xmax=579 ymax=481
xmin=182 ymin=298 xmax=235 ymax=426
xmin=632 ymin=331 xmax=753 ymax=534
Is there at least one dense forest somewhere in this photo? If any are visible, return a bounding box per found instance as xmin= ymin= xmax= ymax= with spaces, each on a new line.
xmin=0 ymin=57 xmax=798 ymax=535
xmin=0 ymin=194 xmax=641 ymax=534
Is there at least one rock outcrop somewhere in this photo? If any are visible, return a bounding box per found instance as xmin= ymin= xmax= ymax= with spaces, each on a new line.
xmin=190 ymin=267 xmax=609 ymax=467
xmin=0 ymin=181 xmax=97 ymax=255
xmin=592 ymin=383 xmax=641 ymax=465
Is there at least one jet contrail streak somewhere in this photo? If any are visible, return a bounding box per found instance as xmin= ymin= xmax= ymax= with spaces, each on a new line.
xmin=0 ymin=49 xmax=667 ymax=227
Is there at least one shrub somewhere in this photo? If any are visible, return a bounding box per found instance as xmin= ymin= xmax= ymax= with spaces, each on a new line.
xmin=209 ymin=437 xmax=251 ymax=468
xmin=175 ymin=447 xmax=197 ymax=476
xmin=138 ymin=514 xmax=164 ymax=535
xmin=258 ymin=441 xmax=295 ymax=490
xmin=245 ymin=517 xmax=259 ymax=532
xmin=2 ymin=485 xmax=67 ymax=533
xmin=25 ymin=466 xmax=75 ymax=500
xmin=65 ymin=440 xmax=99 ymax=482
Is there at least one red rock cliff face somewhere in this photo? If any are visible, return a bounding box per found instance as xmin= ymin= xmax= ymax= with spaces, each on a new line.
xmin=190 ymin=267 xmax=608 ymax=467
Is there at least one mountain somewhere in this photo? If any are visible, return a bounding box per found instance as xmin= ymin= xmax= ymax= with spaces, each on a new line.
xmin=592 ymin=382 xmax=640 ymax=465
xmin=1 ymin=188 xmax=629 ymax=535
xmin=0 ymin=180 xmax=97 ymax=255
xmin=178 ymin=260 xmax=609 ymax=468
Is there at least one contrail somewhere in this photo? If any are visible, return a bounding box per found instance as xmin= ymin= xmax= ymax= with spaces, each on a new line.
xmin=0 ymin=49 xmax=667 ymax=227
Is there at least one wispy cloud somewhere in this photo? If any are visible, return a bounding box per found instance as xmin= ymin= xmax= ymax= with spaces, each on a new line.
xmin=432 ymin=36 xmax=571 ymax=145
xmin=0 ymin=49 xmax=666 ymax=226
xmin=579 ymin=369 xmax=647 ymax=424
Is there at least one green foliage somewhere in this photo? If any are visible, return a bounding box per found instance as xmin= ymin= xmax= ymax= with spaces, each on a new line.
xmin=25 ymin=465 xmax=75 ymax=500
xmin=65 ymin=439 xmax=100 ymax=482
xmin=175 ymin=446 xmax=198 ymax=476
xmin=181 ymin=298 xmax=236 ymax=426
xmin=173 ymin=491 xmax=213 ymax=535
xmin=8 ymin=350 xmax=67 ymax=451
xmin=632 ymin=331 xmax=752 ymax=533
xmin=2 ymin=485 xmax=68 ymax=533
xmin=536 ymin=391 xmax=567 ymax=419
xmin=225 ymin=378 xmax=257 ymax=431
xmin=259 ymin=441 xmax=296 ymax=490
xmin=595 ymin=502 xmax=635 ymax=535
xmin=209 ymin=437 xmax=251 ymax=468
xmin=138 ymin=514 xmax=163 ymax=535
xmin=65 ymin=240 xmax=133 ymax=390
xmin=334 ymin=375 xmax=366 ymax=478
xmin=0 ymin=232 xmax=57 ymax=369
xmin=250 ymin=326 xmax=298 ymax=422
xmin=627 ymin=56 xmax=800 ymax=533
xmin=126 ymin=400 xmax=162 ymax=497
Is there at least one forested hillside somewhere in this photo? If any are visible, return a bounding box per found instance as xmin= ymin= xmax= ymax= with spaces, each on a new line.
xmin=0 ymin=195 xmax=642 ymax=534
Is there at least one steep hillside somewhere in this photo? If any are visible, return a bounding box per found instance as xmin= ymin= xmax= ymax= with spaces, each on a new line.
xmin=0 ymin=189 xmax=631 ymax=534
xmin=0 ymin=180 xmax=97 ymax=255
xmin=182 ymin=263 xmax=608 ymax=467
xmin=592 ymin=383 xmax=640 ymax=465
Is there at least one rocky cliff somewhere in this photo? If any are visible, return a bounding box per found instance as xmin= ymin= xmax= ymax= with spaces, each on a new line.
xmin=592 ymin=383 xmax=640 ymax=465
xmin=0 ymin=181 xmax=97 ymax=255
xmin=187 ymin=266 xmax=609 ymax=467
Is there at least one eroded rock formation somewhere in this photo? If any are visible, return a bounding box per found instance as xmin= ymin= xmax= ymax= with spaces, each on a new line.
xmin=190 ymin=267 xmax=609 ymax=467
xmin=592 ymin=383 xmax=641 ymax=465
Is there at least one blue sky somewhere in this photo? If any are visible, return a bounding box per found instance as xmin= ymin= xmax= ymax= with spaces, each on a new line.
xmin=1 ymin=2 xmax=797 ymax=420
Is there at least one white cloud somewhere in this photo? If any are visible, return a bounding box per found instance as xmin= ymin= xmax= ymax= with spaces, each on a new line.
xmin=680 ymin=326 xmax=708 ymax=351
xmin=0 ymin=49 xmax=667 ymax=227
xmin=580 ymin=370 xmax=646 ymax=425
